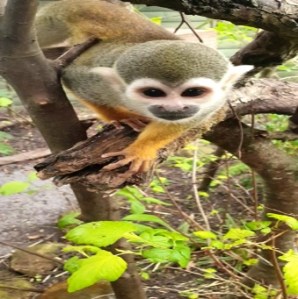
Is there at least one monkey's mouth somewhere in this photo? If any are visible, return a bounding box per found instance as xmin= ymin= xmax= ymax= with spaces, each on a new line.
xmin=149 ymin=105 xmax=199 ymax=121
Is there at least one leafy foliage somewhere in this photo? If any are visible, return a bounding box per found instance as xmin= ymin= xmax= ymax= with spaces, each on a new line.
xmin=66 ymin=221 xmax=137 ymax=247
xmin=0 ymin=181 xmax=30 ymax=195
xmin=57 ymin=101 xmax=297 ymax=296
xmin=0 ymin=131 xmax=14 ymax=156
xmin=57 ymin=212 xmax=83 ymax=229
xmin=267 ymin=213 xmax=298 ymax=230
xmin=65 ymin=250 xmax=127 ymax=292
xmin=279 ymin=250 xmax=298 ymax=295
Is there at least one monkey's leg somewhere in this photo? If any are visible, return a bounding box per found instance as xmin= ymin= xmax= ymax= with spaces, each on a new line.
xmin=102 ymin=122 xmax=186 ymax=175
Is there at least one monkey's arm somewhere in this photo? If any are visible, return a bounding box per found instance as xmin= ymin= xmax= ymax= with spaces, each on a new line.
xmin=78 ymin=100 xmax=144 ymax=122
xmin=102 ymin=122 xmax=186 ymax=174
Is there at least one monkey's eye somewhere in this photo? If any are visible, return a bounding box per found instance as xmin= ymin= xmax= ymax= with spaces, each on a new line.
xmin=181 ymin=87 xmax=207 ymax=97
xmin=142 ymin=88 xmax=167 ymax=98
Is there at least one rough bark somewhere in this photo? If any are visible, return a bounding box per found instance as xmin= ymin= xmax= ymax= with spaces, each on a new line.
xmin=129 ymin=0 xmax=298 ymax=37
xmin=231 ymin=31 xmax=298 ymax=70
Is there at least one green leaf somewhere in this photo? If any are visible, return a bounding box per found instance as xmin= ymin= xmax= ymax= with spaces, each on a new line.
xmin=280 ymin=250 xmax=298 ymax=295
xmin=57 ymin=212 xmax=83 ymax=229
xmin=202 ymin=268 xmax=217 ymax=279
xmin=252 ymin=284 xmax=269 ymax=299
xmin=0 ymin=143 xmax=14 ymax=155
xmin=223 ymin=239 xmax=247 ymax=250
xmin=198 ymin=191 xmax=209 ymax=198
xmin=63 ymin=245 xmax=100 ymax=256
xmin=138 ymin=231 xmax=171 ymax=248
xmin=127 ymin=228 xmax=188 ymax=248
xmin=67 ymin=250 xmax=127 ymax=292
xmin=0 ymin=131 xmax=13 ymax=141
xmin=64 ymin=256 xmax=83 ymax=274
xmin=0 ymin=97 xmax=13 ymax=107
xmin=142 ymin=245 xmax=191 ymax=268
xmin=150 ymin=16 xmax=162 ymax=25
xmin=141 ymin=271 xmax=150 ymax=280
xmin=209 ymin=240 xmax=225 ymax=250
xmin=130 ymin=200 xmax=146 ymax=214
xmin=116 ymin=186 xmax=143 ymax=200
xmin=194 ymin=230 xmax=217 ymax=240
xmin=244 ymin=221 xmax=271 ymax=231
xmin=149 ymin=177 xmax=167 ymax=193
xmin=267 ymin=213 xmax=298 ymax=230
xmin=123 ymin=214 xmax=171 ymax=229
xmin=172 ymin=244 xmax=191 ymax=268
xmin=243 ymin=258 xmax=258 ymax=266
xmin=66 ymin=221 xmax=137 ymax=247
xmin=0 ymin=181 xmax=30 ymax=195
xmin=142 ymin=196 xmax=171 ymax=206
xmin=223 ymin=228 xmax=255 ymax=240
xmin=27 ymin=172 xmax=38 ymax=182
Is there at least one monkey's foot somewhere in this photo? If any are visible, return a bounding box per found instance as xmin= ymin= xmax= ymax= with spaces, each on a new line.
xmin=111 ymin=118 xmax=150 ymax=132
xmin=102 ymin=149 xmax=155 ymax=176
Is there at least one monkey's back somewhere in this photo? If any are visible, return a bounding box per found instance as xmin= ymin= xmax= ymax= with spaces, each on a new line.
xmin=36 ymin=0 xmax=178 ymax=47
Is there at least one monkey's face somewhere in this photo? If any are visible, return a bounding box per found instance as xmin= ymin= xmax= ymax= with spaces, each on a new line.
xmin=124 ymin=77 xmax=226 ymax=124
xmin=90 ymin=63 xmax=253 ymax=124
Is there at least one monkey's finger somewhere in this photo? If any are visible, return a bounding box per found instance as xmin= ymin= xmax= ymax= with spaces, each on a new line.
xmin=128 ymin=159 xmax=144 ymax=174
xmin=102 ymin=151 xmax=124 ymax=158
xmin=139 ymin=160 xmax=152 ymax=172
xmin=120 ymin=118 xmax=149 ymax=132
xmin=109 ymin=120 xmax=125 ymax=130
xmin=102 ymin=156 xmax=134 ymax=171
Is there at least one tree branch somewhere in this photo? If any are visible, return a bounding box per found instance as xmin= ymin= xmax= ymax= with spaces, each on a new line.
xmin=34 ymin=79 xmax=298 ymax=189
xmin=231 ymin=31 xmax=298 ymax=70
xmin=2 ymin=0 xmax=38 ymax=45
xmin=129 ymin=0 xmax=298 ymax=37
xmin=230 ymin=79 xmax=298 ymax=116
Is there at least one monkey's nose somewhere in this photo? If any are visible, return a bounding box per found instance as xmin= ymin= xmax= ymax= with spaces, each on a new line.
xmin=149 ymin=105 xmax=199 ymax=120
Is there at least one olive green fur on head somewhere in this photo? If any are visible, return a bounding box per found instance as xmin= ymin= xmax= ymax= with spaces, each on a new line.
xmin=115 ymin=40 xmax=230 ymax=84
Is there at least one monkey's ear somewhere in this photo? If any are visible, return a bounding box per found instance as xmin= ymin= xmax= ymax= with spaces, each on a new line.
xmin=220 ymin=65 xmax=254 ymax=88
xmin=90 ymin=67 xmax=126 ymax=92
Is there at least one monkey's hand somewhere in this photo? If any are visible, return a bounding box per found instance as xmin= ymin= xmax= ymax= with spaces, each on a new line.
xmin=101 ymin=122 xmax=185 ymax=177
xmin=102 ymin=145 xmax=157 ymax=176
xmin=111 ymin=118 xmax=150 ymax=132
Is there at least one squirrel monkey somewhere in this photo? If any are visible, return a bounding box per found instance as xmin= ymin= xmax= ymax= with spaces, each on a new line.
xmin=36 ymin=0 xmax=253 ymax=176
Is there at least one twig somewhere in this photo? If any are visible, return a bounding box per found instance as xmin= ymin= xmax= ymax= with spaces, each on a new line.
xmin=174 ymin=12 xmax=203 ymax=43
xmin=155 ymin=172 xmax=204 ymax=230
xmin=0 ymin=148 xmax=50 ymax=165
xmin=221 ymin=185 xmax=254 ymax=214
xmin=228 ymin=101 xmax=244 ymax=159
xmin=267 ymin=131 xmax=298 ymax=141
xmin=251 ymin=169 xmax=259 ymax=220
xmin=53 ymin=37 xmax=100 ymax=70
xmin=0 ymin=240 xmax=63 ymax=265
xmin=0 ymin=284 xmax=43 ymax=293
xmin=271 ymin=235 xmax=288 ymax=299
xmin=250 ymin=114 xmax=259 ymax=220
xmin=192 ymin=140 xmax=211 ymax=231
xmin=198 ymin=147 xmax=225 ymax=192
